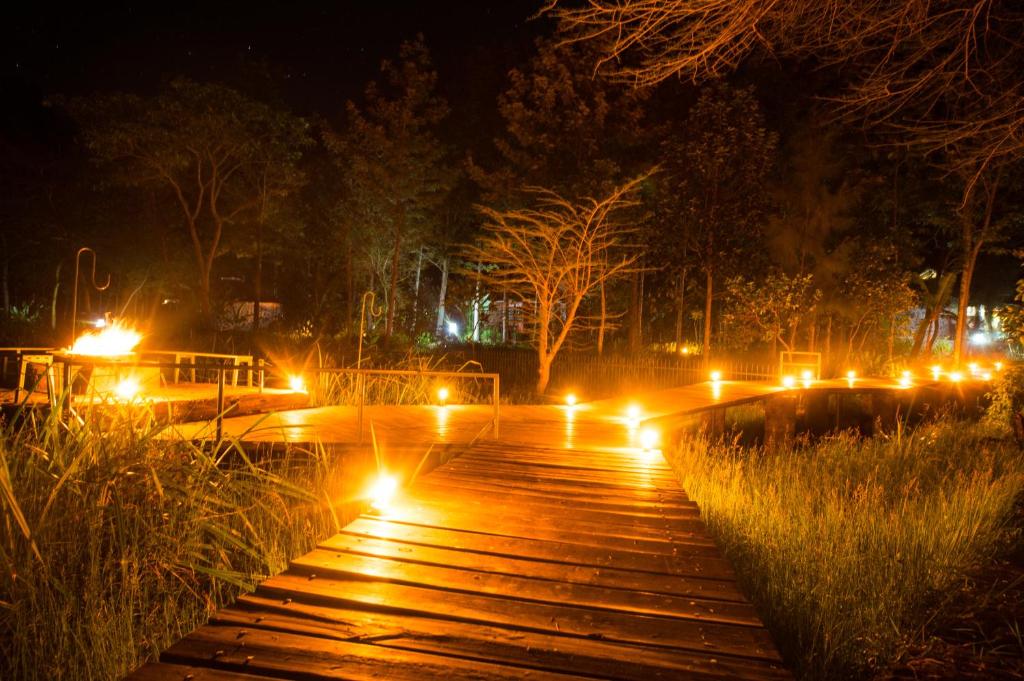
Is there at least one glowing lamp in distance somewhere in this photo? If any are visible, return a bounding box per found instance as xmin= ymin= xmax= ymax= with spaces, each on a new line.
xmin=710 ymin=370 xmax=722 ymax=382
xmin=638 ymin=428 xmax=659 ymax=451
xmin=781 ymin=375 xmax=796 ymax=388
xmin=565 ymin=393 xmax=577 ymax=407
xmin=288 ymin=375 xmax=306 ymax=393
xmin=437 ymin=386 xmax=450 ymax=405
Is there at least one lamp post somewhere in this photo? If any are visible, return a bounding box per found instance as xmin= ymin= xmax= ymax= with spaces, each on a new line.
xmin=356 ymin=291 xmax=384 ymax=444
xmin=70 ymin=247 xmax=110 ymax=345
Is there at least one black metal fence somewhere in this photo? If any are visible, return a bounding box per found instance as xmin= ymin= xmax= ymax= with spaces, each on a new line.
xmin=433 ymin=346 xmax=775 ymax=399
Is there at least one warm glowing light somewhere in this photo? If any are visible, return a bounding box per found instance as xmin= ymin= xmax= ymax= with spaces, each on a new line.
xmin=68 ymin=321 xmax=141 ymax=356
xmin=800 ymin=369 xmax=813 ymax=388
xmin=288 ymin=375 xmax=306 ymax=393
xmin=711 ymin=382 xmax=722 ymax=400
xmin=782 ymin=375 xmax=796 ymax=388
xmin=846 ymin=370 xmax=856 ymax=380
xmin=710 ymin=370 xmax=722 ymax=382
xmin=948 ymin=371 xmax=963 ymax=383
xmin=368 ymin=473 xmax=399 ymax=511
xmin=982 ymin=371 xmax=993 ymax=381
xmin=968 ymin=363 xmax=980 ymax=376
xmin=624 ymin=404 xmax=641 ymax=427
xmin=114 ymin=378 xmax=140 ymax=400
xmin=680 ymin=346 xmax=690 ymax=355
xmin=638 ymin=428 xmax=659 ymax=451
xmin=931 ymin=365 xmax=942 ymax=380
xmin=565 ymin=393 xmax=577 ymax=407
xmin=437 ymin=386 xmax=450 ymax=404
xmin=995 ymin=361 xmax=1004 ymax=372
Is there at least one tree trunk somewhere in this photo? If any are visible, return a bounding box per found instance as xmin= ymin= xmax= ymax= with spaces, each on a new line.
xmin=703 ymin=266 xmax=713 ymax=366
xmin=472 ymin=262 xmax=482 ymax=342
xmin=953 ymin=243 xmax=983 ymax=366
xmin=385 ymin=223 xmax=402 ymax=339
xmin=501 ymin=288 xmax=508 ymax=344
xmin=824 ymin=316 xmax=832 ymax=366
xmin=252 ymin=220 xmax=263 ymax=332
xmin=628 ymin=270 xmax=641 ymax=353
xmin=536 ymin=354 xmax=552 ymax=395
xmin=536 ymin=306 xmax=551 ymax=394
xmin=911 ymin=273 xmax=955 ymax=358
xmin=598 ymin=278 xmax=607 ymax=355
xmin=674 ymin=270 xmax=686 ymax=346
xmin=51 ymin=261 xmax=63 ymax=331
xmin=434 ymin=256 xmax=449 ymax=338
xmin=412 ymin=247 xmax=423 ymax=334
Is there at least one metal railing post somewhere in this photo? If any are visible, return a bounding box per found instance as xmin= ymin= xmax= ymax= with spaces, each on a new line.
xmin=257 ymin=358 xmax=265 ymax=393
xmin=62 ymin=360 xmax=72 ymax=418
xmin=216 ymin=367 xmax=225 ymax=441
xmin=492 ymin=374 xmax=500 ymax=439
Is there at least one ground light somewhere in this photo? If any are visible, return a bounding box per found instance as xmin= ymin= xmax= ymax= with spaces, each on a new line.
xmin=948 ymin=371 xmax=964 ymax=383
xmin=625 ymin=404 xmax=641 ymax=427
xmin=782 ymin=375 xmax=796 ymax=388
xmin=899 ymin=370 xmax=912 ymax=388
xmin=114 ymin=378 xmax=140 ymax=401
xmin=437 ymin=386 xmax=449 ymax=405
xmin=931 ymin=365 xmax=942 ymax=381
xmin=288 ymin=374 xmax=306 ymax=393
xmin=846 ymin=370 xmax=856 ymax=387
xmin=565 ymin=393 xmax=577 ymax=406
xmin=368 ymin=472 xmax=399 ymax=512
xmin=801 ymin=369 xmax=813 ymax=388
xmin=638 ymin=427 xmax=659 ymax=451
xmin=710 ymin=370 xmax=722 ymax=382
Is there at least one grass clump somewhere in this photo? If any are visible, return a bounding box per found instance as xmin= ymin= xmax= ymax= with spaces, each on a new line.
xmin=667 ymin=419 xmax=1024 ymax=679
xmin=0 ymin=408 xmax=344 ymax=681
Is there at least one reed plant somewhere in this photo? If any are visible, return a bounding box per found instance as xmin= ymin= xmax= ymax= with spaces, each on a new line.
xmin=311 ymin=353 xmax=495 ymax=406
xmin=667 ymin=419 xmax=1024 ymax=679
xmin=0 ymin=405 xmax=345 ymax=680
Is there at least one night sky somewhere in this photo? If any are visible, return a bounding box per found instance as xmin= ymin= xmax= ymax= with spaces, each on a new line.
xmin=1 ymin=1 xmax=1019 ymax=300
xmin=3 ymin=2 xmax=545 ymax=125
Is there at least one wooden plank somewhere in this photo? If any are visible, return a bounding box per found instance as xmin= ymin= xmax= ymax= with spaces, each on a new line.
xmin=216 ymin=598 xmax=790 ymax=681
xmin=460 ymin=449 xmax=679 ymax=477
xmin=413 ymin=477 xmax=698 ymax=519
xmin=378 ymin=507 xmax=715 ymax=552
xmin=427 ymin=469 xmax=690 ymax=505
xmin=128 ymin=662 xmax=274 ymax=680
xmin=254 ymin=572 xmax=782 ymax=662
xmin=398 ymin=487 xmax=699 ymax=537
xmin=441 ymin=459 xmax=680 ymax=490
xmin=318 ymin=533 xmax=743 ymax=601
xmin=161 ymin=624 xmax=582 ymax=681
xmin=345 ymin=517 xmax=731 ymax=573
xmin=291 ymin=548 xmax=759 ymax=625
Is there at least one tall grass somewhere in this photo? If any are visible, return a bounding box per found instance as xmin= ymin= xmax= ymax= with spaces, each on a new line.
xmin=0 ymin=406 xmax=345 ymax=680
xmin=311 ymin=354 xmax=496 ymax=406
xmin=667 ymin=420 xmax=1024 ymax=679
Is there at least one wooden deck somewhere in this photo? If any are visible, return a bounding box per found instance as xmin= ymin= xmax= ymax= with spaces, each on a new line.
xmin=129 ymin=384 xmax=805 ymax=680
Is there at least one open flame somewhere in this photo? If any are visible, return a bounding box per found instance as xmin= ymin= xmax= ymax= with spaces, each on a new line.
xmin=69 ymin=321 xmax=142 ymax=356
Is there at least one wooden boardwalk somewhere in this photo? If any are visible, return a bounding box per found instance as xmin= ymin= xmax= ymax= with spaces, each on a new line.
xmin=131 ymin=391 xmax=793 ymax=680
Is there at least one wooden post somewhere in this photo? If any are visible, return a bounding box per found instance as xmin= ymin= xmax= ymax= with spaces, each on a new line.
xmin=215 ymin=368 xmax=225 ymax=442
xmin=764 ymin=394 xmax=797 ymax=449
xmin=492 ymin=375 xmax=500 ymax=440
